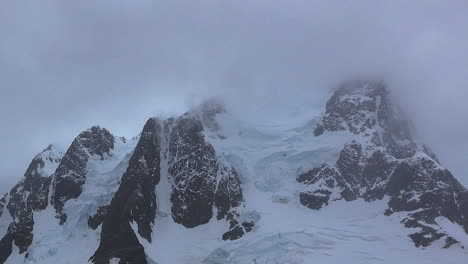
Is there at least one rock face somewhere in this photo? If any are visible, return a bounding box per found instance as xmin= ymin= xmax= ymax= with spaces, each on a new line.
xmin=166 ymin=113 xmax=219 ymax=228
xmin=51 ymin=126 xmax=115 ymax=224
xmin=165 ymin=104 xmax=249 ymax=238
xmin=299 ymin=80 xmax=468 ymax=248
xmin=0 ymin=196 xmax=5 ymax=219
xmin=214 ymin=165 xmax=243 ymax=220
xmin=91 ymin=118 xmax=161 ymax=264
xmin=90 ymin=103 xmax=249 ymax=263
xmin=165 ymin=103 xmax=253 ymax=240
xmin=0 ymin=145 xmax=63 ymax=263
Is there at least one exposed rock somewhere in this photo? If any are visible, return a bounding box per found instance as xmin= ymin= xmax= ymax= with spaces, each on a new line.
xmin=386 ymin=156 xmax=467 ymax=247
xmin=443 ymin=237 xmax=460 ymax=249
xmin=299 ymin=190 xmax=331 ymax=210
xmin=361 ymin=150 xmax=397 ymax=201
xmin=52 ymin=126 xmax=114 ymax=224
xmin=167 ymin=113 xmax=218 ymax=228
xmin=164 ymin=108 xmax=250 ymax=239
xmin=313 ymin=123 xmax=325 ymax=136
xmin=298 ymin=80 xmax=468 ymax=247
xmin=296 ymin=141 xmax=366 ymax=207
xmin=91 ymin=118 xmax=161 ymax=264
xmin=88 ymin=205 xmax=109 ymax=230
xmin=0 ymin=145 xmax=63 ymax=262
xmin=458 ymin=191 xmax=468 ymax=233
xmin=336 ymin=141 xmax=364 ymax=191
xmin=222 ymin=225 xmax=244 ymax=241
xmin=320 ymin=80 xmax=384 ymax=134
xmin=0 ymin=195 xmax=5 ymax=219
xmin=221 ymin=212 xmax=254 ymax=241
xmin=214 ymin=165 xmax=243 ymax=220
xmin=0 ymin=234 xmax=13 ymax=264
xmin=6 ymin=184 xmax=35 ymax=253
xmin=88 ymin=105 xmax=249 ymax=263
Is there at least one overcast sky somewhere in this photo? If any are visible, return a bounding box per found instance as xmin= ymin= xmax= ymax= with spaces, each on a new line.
xmin=1 ymin=0 xmax=467 ymax=194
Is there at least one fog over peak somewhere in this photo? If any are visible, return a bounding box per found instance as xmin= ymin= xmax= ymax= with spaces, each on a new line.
xmin=1 ymin=0 xmax=467 ymax=193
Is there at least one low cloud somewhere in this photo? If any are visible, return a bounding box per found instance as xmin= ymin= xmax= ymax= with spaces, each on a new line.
xmin=1 ymin=0 xmax=467 ymax=193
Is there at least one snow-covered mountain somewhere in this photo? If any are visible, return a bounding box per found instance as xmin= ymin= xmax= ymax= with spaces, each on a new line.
xmin=1 ymin=80 xmax=467 ymax=264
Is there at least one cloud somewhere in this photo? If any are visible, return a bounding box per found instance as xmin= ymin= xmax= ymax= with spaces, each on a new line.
xmin=1 ymin=0 xmax=467 ymax=193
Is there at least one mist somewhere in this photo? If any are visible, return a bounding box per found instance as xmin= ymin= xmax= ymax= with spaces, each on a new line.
xmin=1 ymin=0 xmax=467 ymax=194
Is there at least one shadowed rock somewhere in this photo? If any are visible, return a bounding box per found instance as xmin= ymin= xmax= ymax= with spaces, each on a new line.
xmin=167 ymin=114 xmax=218 ymax=228
xmin=0 ymin=145 xmax=63 ymax=263
xmin=52 ymin=126 xmax=114 ymax=224
xmin=299 ymin=80 xmax=468 ymax=248
xmin=165 ymin=103 xmax=249 ymax=239
xmin=91 ymin=118 xmax=161 ymax=264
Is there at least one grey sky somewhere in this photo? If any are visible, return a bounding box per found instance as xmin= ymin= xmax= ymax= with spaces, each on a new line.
xmin=1 ymin=0 xmax=467 ymax=194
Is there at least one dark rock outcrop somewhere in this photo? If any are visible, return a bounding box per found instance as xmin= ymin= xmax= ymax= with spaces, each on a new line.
xmin=320 ymin=80 xmax=384 ymax=134
xmin=167 ymin=114 xmax=219 ymax=228
xmin=91 ymin=118 xmax=161 ymax=264
xmin=221 ymin=212 xmax=254 ymax=241
xmin=51 ymin=126 xmax=115 ymax=224
xmin=299 ymin=80 xmax=468 ymax=248
xmin=385 ymin=157 xmax=467 ymax=247
xmin=299 ymin=190 xmax=331 ymax=210
xmin=214 ymin=165 xmax=243 ymax=220
xmin=458 ymin=191 xmax=468 ymax=233
xmin=0 ymin=145 xmax=63 ymax=263
xmin=88 ymin=205 xmax=109 ymax=230
xmin=90 ymin=104 xmax=249 ymax=263
xmin=0 ymin=195 xmax=5 ymax=219
xmin=165 ymin=107 xmax=250 ymax=239
xmin=0 ymin=234 xmax=13 ymax=264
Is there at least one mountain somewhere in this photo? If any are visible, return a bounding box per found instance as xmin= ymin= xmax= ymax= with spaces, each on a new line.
xmin=301 ymin=80 xmax=468 ymax=247
xmin=0 ymin=81 xmax=467 ymax=264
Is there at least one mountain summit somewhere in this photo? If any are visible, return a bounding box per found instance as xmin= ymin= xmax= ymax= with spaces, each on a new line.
xmin=302 ymin=80 xmax=468 ymax=247
xmin=1 ymin=81 xmax=467 ymax=264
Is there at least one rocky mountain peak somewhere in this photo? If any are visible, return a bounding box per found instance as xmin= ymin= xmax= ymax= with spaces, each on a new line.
xmin=1 ymin=83 xmax=467 ymax=263
xmin=51 ymin=126 xmax=116 ymax=224
xmin=0 ymin=144 xmax=65 ymax=262
xmin=298 ymin=80 xmax=468 ymax=248
xmin=76 ymin=126 xmax=115 ymax=159
xmin=91 ymin=118 xmax=161 ymax=264
xmin=24 ymin=144 xmax=63 ymax=180
xmin=315 ymin=80 xmax=416 ymax=159
xmin=316 ymin=80 xmax=402 ymax=135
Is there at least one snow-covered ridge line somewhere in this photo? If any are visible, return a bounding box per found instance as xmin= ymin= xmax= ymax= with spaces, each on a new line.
xmin=1 ymin=80 xmax=468 ymax=264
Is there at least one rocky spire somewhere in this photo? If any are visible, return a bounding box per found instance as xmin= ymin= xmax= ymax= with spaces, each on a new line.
xmin=51 ymin=126 xmax=115 ymax=224
xmin=91 ymin=119 xmax=161 ymax=264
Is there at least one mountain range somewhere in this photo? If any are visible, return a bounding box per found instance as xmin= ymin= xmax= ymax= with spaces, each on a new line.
xmin=1 ymin=80 xmax=467 ymax=264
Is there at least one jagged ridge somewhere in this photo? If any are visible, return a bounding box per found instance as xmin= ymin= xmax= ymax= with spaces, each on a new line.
xmin=0 ymin=82 xmax=467 ymax=263
xmin=299 ymin=80 xmax=468 ymax=248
